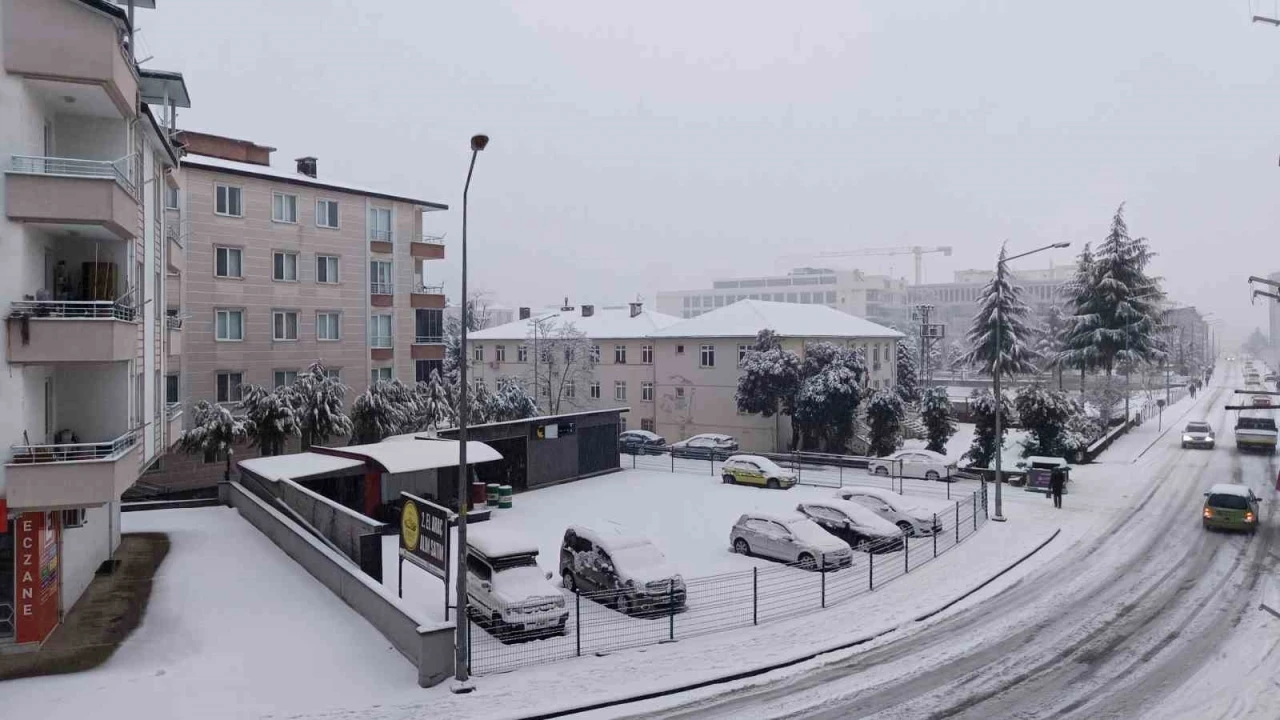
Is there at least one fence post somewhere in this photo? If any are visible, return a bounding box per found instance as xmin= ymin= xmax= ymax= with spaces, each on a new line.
xmin=955 ymin=502 xmax=960 ymax=544
xmin=973 ymin=492 xmax=977 ymax=531
xmin=869 ymin=551 xmax=875 ymax=591
xmin=947 ymin=480 xmax=951 ymax=500
xmin=821 ymin=556 xmax=826 ymax=608
xmin=671 ymin=451 xmax=675 ymax=473
xmin=904 ymin=529 xmax=909 ymax=573
xmin=668 ymin=583 xmax=676 ymax=641
xmin=753 ymin=566 xmax=758 ymax=625
xmin=575 ymin=591 xmax=581 ymax=657
xmin=796 ymin=453 xmax=802 ymax=484
xmin=839 ymin=462 xmax=843 ymax=486
xmin=466 ymin=607 xmax=472 ymax=671
xmin=933 ymin=513 xmax=938 ymax=558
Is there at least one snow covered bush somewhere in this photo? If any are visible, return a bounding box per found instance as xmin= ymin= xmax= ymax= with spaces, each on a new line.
xmin=962 ymin=243 xmax=1041 ymax=378
xmin=794 ymin=342 xmax=867 ymax=452
xmin=921 ymin=385 xmax=956 ymax=454
xmin=177 ymin=400 xmax=248 ymax=478
xmin=413 ymin=369 xmax=454 ymax=431
xmin=291 ymin=361 xmax=352 ymax=449
xmin=895 ymin=342 xmax=919 ymax=404
xmin=487 ymin=375 xmax=540 ymax=423
xmin=736 ymin=329 xmax=801 ymax=422
xmin=964 ymin=389 xmax=1013 ymax=468
xmin=1014 ymin=384 xmax=1078 ymax=459
xmin=866 ymin=390 xmax=905 ymax=457
xmin=350 ymin=379 xmax=418 ymax=445
xmin=240 ymin=384 xmax=298 ymax=456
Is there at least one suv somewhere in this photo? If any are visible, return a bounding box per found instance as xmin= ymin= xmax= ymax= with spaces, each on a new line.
xmin=466 ymin=527 xmax=568 ymax=641
xmin=721 ymin=455 xmax=797 ymax=489
xmin=1181 ymin=421 xmax=1215 ymax=449
xmin=1202 ymin=483 xmax=1261 ymax=533
xmin=559 ymin=526 xmax=686 ymax=615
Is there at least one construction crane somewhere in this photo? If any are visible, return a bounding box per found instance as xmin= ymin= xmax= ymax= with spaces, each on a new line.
xmin=780 ymin=246 xmax=953 ymax=285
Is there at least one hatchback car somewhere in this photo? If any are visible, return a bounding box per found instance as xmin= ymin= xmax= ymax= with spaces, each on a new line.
xmin=559 ymin=526 xmax=686 ymax=614
xmin=721 ymin=454 xmax=797 ymax=489
xmin=1202 ymin=483 xmax=1261 ymax=533
xmin=834 ymin=487 xmax=941 ymax=536
xmin=866 ymin=449 xmax=955 ymax=481
xmin=670 ymin=433 xmax=739 ymax=459
xmin=619 ymin=430 xmax=667 ymax=455
xmin=729 ymin=512 xmax=853 ymax=570
xmin=1181 ymin=421 xmax=1215 ymax=449
xmin=795 ymin=499 xmax=906 ymax=553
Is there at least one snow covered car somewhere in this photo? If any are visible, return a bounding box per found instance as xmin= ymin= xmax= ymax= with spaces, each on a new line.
xmin=670 ymin=433 xmax=739 ymax=459
xmin=559 ymin=526 xmax=686 ymax=614
xmin=466 ymin=527 xmax=568 ymax=641
xmin=729 ymin=512 xmax=853 ymax=570
xmin=618 ymin=430 xmax=667 ymax=455
xmin=795 ymin=499 xmax=905 ymax=553
xmin=1181 ymin=421 xmax=1215 ymax=449
xmin=866 ymin=449 xmax=955 ymax=482
xmin=1252 ymin=395 xmax=1272 ymax=408
xmin=833 ymin=487 xmax=941 ymax=536
xmin=1202 ymin=483 xmax=1261 ymax=533
xmin=721 ymin=454 xmax=797 ymax=489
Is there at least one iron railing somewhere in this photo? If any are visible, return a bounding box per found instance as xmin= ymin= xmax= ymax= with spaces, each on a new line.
xmin=165 ymin=315 xmax=183 ymax=330
xmin=412 ymin=284 xmax=445 ymax=295
xmin=369 ymin=229 xmax=393 ymax=243
xmin=370 ymin=335 xmax=393 ymax=349
xmin=370 ymin=281 xmax=393 ymax=295
xmin=9 ymin=429 xmax=140 ymax=465
xmin=166 ymin=402 xmax=182 ymax=420
xmin=9 ymin=154 xmax=137 ymax=197
xmin=414 ymin=335 xmax=444 ymax=344
xmin=10 ymin=300 xmax=137 ymax=321
xmin=417 ymin=233 xmax=446 ymax=245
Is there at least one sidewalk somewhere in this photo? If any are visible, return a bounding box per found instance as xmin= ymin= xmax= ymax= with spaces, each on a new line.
xmin=1090 ymin=387 xmax=1206 ymax=465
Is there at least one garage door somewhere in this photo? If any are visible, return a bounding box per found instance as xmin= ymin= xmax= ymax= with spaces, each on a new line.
xmin=578 ymin=422 xmax=619 ymax=476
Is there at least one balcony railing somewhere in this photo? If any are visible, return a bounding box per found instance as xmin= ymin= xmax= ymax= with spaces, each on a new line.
xmin=370 ymin=335 xmax=393 ymax=349
xmin=413 ymin=283 xmax=445 ymax=295
xmin=9 ymin=429 xmax=139 ymax=465
xmin=369 ymin=229 xmax=393 ymax=243
xmin=370 ymin=281 xmax=393 ymax=295
xmin=166 ymin=315 xmax=183 ymax=330
xmin=166 ymin=402 xmax=182 ymax=420
xmin=10 ymin=155 xmax=137 ymax=197
xmin=417 ymin=233 xmax=446 ymax=245
xmin=11 ymin=300 xmax=137 ymax=321
xmin=414 ymin=335 xmax=444 ymax=344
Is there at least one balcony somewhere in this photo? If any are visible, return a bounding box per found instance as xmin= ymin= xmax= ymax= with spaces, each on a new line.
xmin=370 ymin=280 xmax=393 ymax=307
xmin=5 ymin=430 xmax=142 ymax=510
xmin=166 ymin=221 xmax=186 ymax=273
xmin=369 ymin=229 xmax=393 ymax=255
xmin=411 ymin=233 xmax=446 ymax=260
xmin=411 ymin=283 xmax=446 ymax=309
xmin=6 ymin=300 xmax=138 ymax=364
xmin=166 ymin=315 xmax=182 ymax=355
xmin=6 ymin=155 xmax=139 ymax=240
xmin=370 ymin=334 xmax=393 ymax=362
xmin=166 ymin=403 xmax=183 ymax=449
xmin=411 ymin=336 xmax=445 ymax=361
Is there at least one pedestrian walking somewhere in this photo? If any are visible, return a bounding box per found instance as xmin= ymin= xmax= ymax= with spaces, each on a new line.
xmin=1049 ymin=466 xmax=1066 ymax=509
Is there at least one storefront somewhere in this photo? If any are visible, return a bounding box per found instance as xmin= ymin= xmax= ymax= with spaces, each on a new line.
xmin=0 ymin=508 xmax=62 ymax=646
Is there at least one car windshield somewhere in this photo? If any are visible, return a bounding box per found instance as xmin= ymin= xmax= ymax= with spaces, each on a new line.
xmin=785 ymin=518 xmax=838 ymax=544
xmin=1208 ymin=494 xmax=1250 ymax=510
xmin=611 ymin=543 xmax=667 ymax=571
xmin=1185 ymin=423 xmax=1210 ymax=432
xmin=489 ymin=553 xmax=539 ymax=572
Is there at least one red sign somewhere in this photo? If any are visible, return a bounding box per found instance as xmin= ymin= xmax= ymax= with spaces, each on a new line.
xmin=0 ymin=499 xmax=7 ymax=533
xmin=15 ymin=511 xmax=60 ymax=644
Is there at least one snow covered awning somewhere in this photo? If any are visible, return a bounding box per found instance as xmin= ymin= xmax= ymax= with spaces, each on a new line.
xmin=312 ymin=437 xmax=502 ymax=475
xmin=237 ymin=453 xmax=364 ymax=483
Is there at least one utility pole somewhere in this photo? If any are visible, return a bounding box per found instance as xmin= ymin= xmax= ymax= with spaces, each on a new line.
xmin=912 ymin=304 xmax=942 ymax=389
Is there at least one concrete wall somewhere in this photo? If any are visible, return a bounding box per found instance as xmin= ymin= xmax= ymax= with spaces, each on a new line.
xmin=60 ymin=500 xmax=120 ymax=613
xmin=263 ymin=473 xmax=385 ymax=574
xmin=54 ymin=363 xmax=128 ymax=441
xmin=224 ymin=481 xmax=454 ymax=687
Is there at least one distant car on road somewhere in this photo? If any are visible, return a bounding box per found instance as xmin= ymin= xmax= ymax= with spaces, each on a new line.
xmin=619 ymin=430 xmax=667 ymax=455
xmin=795 ymin=499 xmax=906 ymax=553
xmin=670 ymin=433 xmax=739 ymax=459
xmin=1181 ymin=421 xmax=1215 ymax=450
xmin=833 ymin=486 xmax=941 ymax=536
xmin=721 ymin=454 xmax=797 ymax=489
xmin=866 ymin=449 xmax=955 ymax=481
xmin=729 ymin=512 xmax=852 ymax=570
xmin=1202 ymin=483 xmax=1260 ymax=533
xmin=559 ymin=526 xmax=686 ymax=615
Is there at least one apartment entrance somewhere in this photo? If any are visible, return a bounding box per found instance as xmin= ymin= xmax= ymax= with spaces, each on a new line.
xmin=0 ymin=517 xmax=13 ymax=641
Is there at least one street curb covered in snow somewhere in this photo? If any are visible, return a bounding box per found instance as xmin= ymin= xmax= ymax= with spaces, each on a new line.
xmin=517 ymin=527 xmax=1063 ymax=720
xmin=1263 ymin=577 xmax=1280 ymax=620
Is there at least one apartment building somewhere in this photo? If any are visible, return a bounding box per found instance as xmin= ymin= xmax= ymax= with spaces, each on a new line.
xmin=1 ymin=0 xmax=185 ymax=648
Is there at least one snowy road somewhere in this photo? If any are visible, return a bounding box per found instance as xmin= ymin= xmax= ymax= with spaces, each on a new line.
xmin=635 ymin=367 xmax=1280 ymax=720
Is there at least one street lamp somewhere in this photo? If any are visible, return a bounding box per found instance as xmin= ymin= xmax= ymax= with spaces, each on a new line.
xmin=453 ymin=133 xmax=488 ymax=694
xmin=992 ymin=241 xmax=1070 ymax=523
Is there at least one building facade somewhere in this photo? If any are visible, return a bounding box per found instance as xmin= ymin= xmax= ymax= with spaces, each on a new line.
xmin=907 ymin=264 xmax=1076 ymax=345
xmin=1 ymin=0 xmax=185 ymax=648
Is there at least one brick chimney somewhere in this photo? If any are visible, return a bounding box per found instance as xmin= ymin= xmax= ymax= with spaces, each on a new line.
xmin=519 ymin=307 xmax=531 ymax=320
xmin=581 ymin=304 xmax=594 ymax=317
xmin=296 ymin=156 xmax=317 ymax=178
xmin=629 ymin=302 xmax=643 ymax=318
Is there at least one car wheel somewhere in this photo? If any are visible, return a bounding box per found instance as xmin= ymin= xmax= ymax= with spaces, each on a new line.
xmin=896 ymin=521 xmax=914 ymax=535
xmin=616 ymin=593 xmax=632 ymax=615
xmin=925 ymin=470 xmax=940 ymax=481
xmin=561 ymin=570 xmax=577 ymax=592
xmin=723 ymin=474 xmax=735 ymax=484
xmin=874 ymin=466 xmax=889 ymax=477
xmin=797 ymin=552 xmax=816 ymax=570
xmin=733 ymin=538 xmax=751 ymax=555
xmin=767 ymin=478 xmax=780 ymax=489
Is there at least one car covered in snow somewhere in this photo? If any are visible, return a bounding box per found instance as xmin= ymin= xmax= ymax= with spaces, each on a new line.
xmin=833 ymin=486 xmax=941 ymax=536
xmin=721 ymin=454 xmax=797 ymax=489
xmin=670 ymin=433 xmax=739 ymax=459
xmin=1180 ymin=421 xmax=1215 ymax=449
xmin=559 ymin=526 xmax=686 ymax=614
xmin=729 ymin=512 xmax=853 ymax=570
xmin=1202 ymin=483 xmax=1261 ymax=533
xmin=466 ymin=526 xmax=568 ymax=640
xmin=1252 ymin=395 xmax=1272 ymax=408
xmin=795 ymin=499 xmax=906 ymax=553
xmin=618 ymin=429 xmax=667 ymax=455
xmin=866 ymin=449 xmax=955 ymax=482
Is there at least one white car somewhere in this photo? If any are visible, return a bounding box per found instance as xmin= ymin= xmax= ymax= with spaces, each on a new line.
xmin=867 ymin=449 xmax=955 ymax=482
xmin=834 ymin=487 xmax=941 ymax=536
xmin=466 ymin=526 xmax=568 ymax=640
xmin=729 ymin=512 xmax=853 ymax=570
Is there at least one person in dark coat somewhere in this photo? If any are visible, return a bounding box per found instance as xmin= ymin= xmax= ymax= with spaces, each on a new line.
xmin=1049 ymin=467 xmax=1066 ymax=509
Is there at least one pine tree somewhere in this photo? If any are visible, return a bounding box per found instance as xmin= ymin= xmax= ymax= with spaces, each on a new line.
xmin=866 ymin=390 xmax=905 ymax=457
xmin=964 ymin=388 xmax=1012 ymax=468
xmin=488 ymin=376 xmax=540 ymax=422
xmin=468 ymin=380 xmax=494 ymax=425
xmin=350 ymin=379 xmax=418 ymax=444
xmin=178 ymin=401 xmax=248 ymax=482
xmin=921 ymin=385 xmax=956 ymax=454
xmin=413 ymin=369 xmax=454 ymax=431
xmin=1058 ymin=242 xmax=1100 ymax=390
xmin=240 ymin=385 xmax=298 ymax=456
xmin=1014 ymin=384 xmax=1074 ymax=458
xmin=962 ymin=244 xmax=1041 ymax=378
xmin=895 ymin=342 xmax=920 ymax=404
xmin=291 ymin=361 xmax=353 ymax=449
xmin=1036 ymin=304 xmax=1070 ymax=388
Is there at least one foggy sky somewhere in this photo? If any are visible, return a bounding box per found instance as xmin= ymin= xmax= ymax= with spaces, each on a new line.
xmin=138 ymin=0 xmax=1280 ymax=344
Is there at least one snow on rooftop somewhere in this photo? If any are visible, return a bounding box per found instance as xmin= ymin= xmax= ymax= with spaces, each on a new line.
xmin=467 ymin=306 xmax=681 ymax=341
xmin=182 ymin=154 xmax=446 ymax=209
xmin=1207 ymin=483 xmax=1253 ymax=497
xmin=652 ymin=300 xmax=905 ymax=339
xmin=468 ymin=524 xmax=541 ymax=558
xmin=316 ymin=438 xmax=502 ymax=475
xmin=237 ymin=453 xmax=364 ymax=481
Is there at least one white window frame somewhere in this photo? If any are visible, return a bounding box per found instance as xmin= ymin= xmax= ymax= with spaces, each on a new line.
xmin=614 ymin=345 xmax=627 ymax=364
xmin=590 ymin=381 xmax=601 ymax=399
xmin=316 ymin=254 xmax=339 ymax=284
xmin=641 ymin=381 xmax=653 ymax=402
xmin=316 ymin=311 xmax=341 ymax=341
xmin=272 ymin=310 xmax=299 ymax=341
xmin=370 ymin=314 xmax=393 ymax=348
xmin=371 ymin=366 xmax=393 ymax=384
xmin=473 ymin=344 xmax=484 ymax=362
xmin=369 ymin=207 xmax=393 ymax=242
xmin=272 ymin=192 xmax=298 ymax=223
xmin=215 ymin=184 xmax=243 ymax=217
xmin=614 ymin=381 xmax=627 ymax=401
xmin=316 ymin=199 xmax=340 ymax=228
xmin=215 ymin=309 xmax=244 ymax=342
xmin=590 ymin=344 xmax=601 ymax=363
xmin=216 ymin=371 xmax=244 ymax=403
xmin=738 ymin=344 xmax=750 ymax=367
xmin=641 ymin=344 xmax=653 ymax=364
xmin=517 ymin=345 xmax=528 ymax=363
xmin=164 ymin=186 xmax=179 ymax=210
xmin=700 ymin=344 xmax=716 ymax=368
xmin=272 ymin=251 xmax=299 ymax=282
xmin=370 ymin=260 xmax=393 ymax=295
xmin=565 ymin=381 xmax=576 ymax=399
xmin=273 ymin=370 xmax=298 ymax=388
xmin=675 ymin=386 xmax=686 ymax=398
xmin=495 ymin=345 xmax=506 ymax=363
xmin=214 ymin=246 xmax=243 ymax=279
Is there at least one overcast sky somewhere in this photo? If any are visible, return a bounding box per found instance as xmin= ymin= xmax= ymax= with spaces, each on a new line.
xmin=140 ymin=0 xmax=1280 ymax=343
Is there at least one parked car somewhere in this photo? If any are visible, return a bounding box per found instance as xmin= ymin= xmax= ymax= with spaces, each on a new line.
xmin=619 ymin=430 xmax=667 ymax=455
xmin=866 ymin=449 xmax=956 ymax=481
xmin=1253 ymin=395 xmax=1272 ymax=408
xmin=670 ymin=433 xmax=739 ymax=459
xmin=721 ymin=454 xmax=797 ymax=489
xmin=1202 ymin=483 xmax=1261 ymax=533
xmin=1181 ymin=421 xmax=1215 ymax=450
xmin=833 ymin=487 xmax=941 ymax=536
xmin=729 ymin=512 xmax=853 ymax=570
xmin=559 ymin=526 xmax=686 ymax=614
xmin=466 ymin=526 xmax=568 ymax=640
xmin=795 ymin=499 xmax=905 ymax=553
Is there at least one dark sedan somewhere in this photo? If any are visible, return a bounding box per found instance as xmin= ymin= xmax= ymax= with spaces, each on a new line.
xmin=619 ymin=430 xmax=667 ymax=455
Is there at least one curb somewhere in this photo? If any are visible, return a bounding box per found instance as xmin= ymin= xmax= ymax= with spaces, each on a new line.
xmin=1263 ymin=577 xmax=1280 ymax=620
xmin=518 ymin=527 xmax=1062 ymax=720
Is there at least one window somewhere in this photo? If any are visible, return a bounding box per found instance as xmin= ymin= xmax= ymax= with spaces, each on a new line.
xmin=164 ymin=186 xmax=179 ymax=210
xmin=641 ymin=418 xmax=655 ymax=432
xmin=641 ymin=344 xmax=653 ymax=364
xmin=615 ymin=381 xmax=627 ymax=401
xmin=675 ymin=386 xmax=685 ymax=398
xmin=614 ymin=345 xmax=627 ymax=364
xmin=272 ymin=192 xmax=298 ymax=223
xmin=473 ymin=344 xmax=484 ymax=362
xmin=317 ymin=312 xmax=341 ymax=341
xmin=371 ymin=367 xmax=393 ymax=384
xmin=215 ymin=184 xmax=242 ymax=217
xmin=738 ymin=344 xmax=750 ymax=366
xmin=273 ymin=251 xmax=298 ymax=281
xmin=273 ymin=311 xmax=299 ymax=341
xmin=517 ymin=345 xmax=528 ymax=363
xmin=800 ymin=292 xmax=812 ymax=304
xmin=165 ymin=374 xmax=179 ymax=404
xmin=415 ymin=359 xmax=443 ymax=383
xmin=316 ymin=255 xmax=339 ymax=284
xmin=641 ymin=381 xmax=653 ymax=401
xmin=590 ymin=381 xmax=601 ymax=399
xmin=700 ymin=344 xmax=715 ymax=368
xmin=676 ymin=344 xmax=685 ymax=355
xmin=62 ymin=508 xmax=87 ymax=529
xmin=565 ymin=381 xmax=576 ymax=399
xmin=215 ymin=246 xmax=243 ymax=278
xmin=325 ymin=368 xmax=342 ymax=380
xmin=370 ymin=260 xmax=393 ymax=295
xmin=369 ymin=207 xmax=393 ymax=242
xmin=216 ymin=372 xmax=244 ymax=403
xmin=273 ymin=370 xmax=298 ymax=388
xmin=590 ymin=344 xmax=601 ymax=363
xmin=495 ymin=345 xmax=506 ymax=363
xmin=370 ymin=314 xmax=392 ymax=347
xmin=873 ymin=346 xmax=880 ymax=364
xmin=415 ymin=308 xmax=443 ymax=343
xmin=316 ymin=199 xmax=340 ymax=228
xmin=473 ymin=377 xmax=485 ymax=394
xmin=215 ymin=309 xmax=243 ymax=341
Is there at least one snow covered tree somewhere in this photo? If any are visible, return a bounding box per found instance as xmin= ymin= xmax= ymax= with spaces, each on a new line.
xmin=350 ymin=379 xmax=418 ymax=445
xmin=1035 ymin=304 xmax=1070 ymax=389
xmin=290 ymin=361 xmax=352 ymax=449
xmin=962 ymin=244 xmax=1041 ymax=378
xmin=736 ymin=329 xmax=801 ymax=433
xmin=1014 ymin=385 xmax=1076 ymax=459
xmin=443 ymin=292 xmax=494 ymax=385
xmin=865 ymin=390 xmax=905 ymax=457
xmin=946 ymin=341 xmax=966 ymax=375
xmin=487 ymin=375 xmax=540 ymax=422
xmin=240 ymin=385 xmax=298 ymax=457
xmin=468 ymin=380 xmax=494 ymax=425
xmin=1243 ymin=328 xmax=1269 ymax=357
xmin=413 ymin=369 xmax=454 ymax=431
xmin=524 ymin=318 xmax=594 ymax=414
xmin=178 ymin=400 xmax=248 ymax=482
xmin=964 ymin=389 xmax=1012 ymax=468
xmin=895 ymin=342 xmax=920 ymax=404
xmin=793 ymin=342 xmax=867 ymax=452
xmin=1057 ymin=242 xmax=1100 ymax=390
xmin=921 ymin=385 xmax=956 ymax=454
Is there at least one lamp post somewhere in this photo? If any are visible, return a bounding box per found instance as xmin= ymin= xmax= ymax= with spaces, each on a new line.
xmin=992 ymin=241 xmax=1070 ymax=523
xmin=453 ymin=133 xmax=488 ymax=694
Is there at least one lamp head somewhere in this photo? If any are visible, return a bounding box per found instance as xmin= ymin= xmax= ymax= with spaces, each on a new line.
xmin=471 ymin=134 xmax=489 ymax=152
xmin=1052 ymin=242 xmax=1071 ymax=249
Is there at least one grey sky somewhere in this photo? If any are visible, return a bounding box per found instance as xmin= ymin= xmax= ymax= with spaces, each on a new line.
xmin=141 ymin=0 xmax=1280 ymax=342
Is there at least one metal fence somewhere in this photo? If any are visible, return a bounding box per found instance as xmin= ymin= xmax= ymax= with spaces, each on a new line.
xmin=466 ymin=462 xmax=987 ymax=676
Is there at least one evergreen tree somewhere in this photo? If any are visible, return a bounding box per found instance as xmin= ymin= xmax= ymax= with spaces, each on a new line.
xmin=1057 ymin=242 xmax=1100 ymax=390
xmin=1014 ymin=385 xmax=1075 ymax=458
xmin=962 ymin=244 xmax=1041 ymax=378
xmin=1036 ymin=304 xmax=1070 ymax=388
xmin=921 ymin=385 xmax=956 ymax=454
xmin=895 ymin=342 xmax=920 ymax=404
xmin=413 ymin=369 xmax=454 ymax=431
xmin=1243 ymin=328 xmax=1269 ymax=357
xmin=291 ymin=361 xmax=353 ymax=449
xmin=240 ymin=384 xmax=298 ymax=456
xmin=793 ymin=342 xmax=867 ymax=452
xmin=468 ymin=380 xmax=494 ymax=425
xmin=350 ymin=379 xmax=418 ymax=444
xmin=964 ymin=389 xmax=1012 ymax=468
xmin=488 ymin=376 xmax=540 ymax=422
xmin=866 ymin=390 xmax=905 ymax=457
xmin=736 ymin=329 xmax=801 ymax=437
xmin=178 ymin=400 xmax=248 ymax=482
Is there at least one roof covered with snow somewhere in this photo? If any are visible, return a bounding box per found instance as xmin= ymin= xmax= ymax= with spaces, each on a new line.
xmin=182 ymin=154 xmax=447 ymax=210
xmin=237 ymin=453 xmax=364 ymax=482
xmin=314 ymin=437 xmax=502 ymax=475
xmin=652 ymin=300 xmax=904 ymax=340
xmin=1207 ymin=483 xmax=1254 ymax=498
xmin=469 ymin=525 xmax=541 ymax=559
xmin=467 ymin=306 xmax=682 ymax=341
